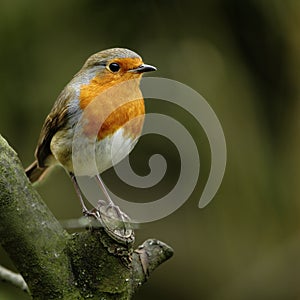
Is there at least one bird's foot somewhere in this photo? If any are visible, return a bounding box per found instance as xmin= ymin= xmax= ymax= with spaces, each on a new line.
xmin=82 ymin=207 xmax=96 ymax=218
xmin=90 ymin=200 xmax=135 ymax=245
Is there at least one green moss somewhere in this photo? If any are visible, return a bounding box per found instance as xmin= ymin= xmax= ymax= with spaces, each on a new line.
xmin=0 ymin=135 xmax=173 ymax=299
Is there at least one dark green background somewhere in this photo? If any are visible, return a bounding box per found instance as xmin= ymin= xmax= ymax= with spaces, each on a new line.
xmin=1 ymin=0 xmax=300 ymax=299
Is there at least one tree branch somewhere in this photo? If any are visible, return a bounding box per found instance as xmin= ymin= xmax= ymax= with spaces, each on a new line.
xmin=0 ymin=264 xmax=29 ymax=293
xmin=0 ymin=134 xmax=173 ymax=299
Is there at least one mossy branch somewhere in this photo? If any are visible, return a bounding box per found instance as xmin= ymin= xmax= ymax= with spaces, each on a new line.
xmin=0 ymin=135 xmax=173 ymax=299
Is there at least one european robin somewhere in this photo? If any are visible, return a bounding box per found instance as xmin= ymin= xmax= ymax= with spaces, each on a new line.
xmin=26 ymin=48 xmax=156 ymax=215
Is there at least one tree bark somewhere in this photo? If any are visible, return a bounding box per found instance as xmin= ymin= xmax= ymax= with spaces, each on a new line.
xmin=0 ymin=135 xmax=173 ymax=299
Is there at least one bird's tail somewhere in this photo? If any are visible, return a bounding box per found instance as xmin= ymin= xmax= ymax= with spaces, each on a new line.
xmin=25 ymin=161 xmax=48 ymax=183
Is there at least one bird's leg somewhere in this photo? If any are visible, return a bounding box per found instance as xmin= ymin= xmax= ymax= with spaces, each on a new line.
xmin=94 ymin=174 xmax=125 ymax=225
xmin=94 ymin=174 xmax=114 ymax=205
xmin=93 ymin=175 xmax=134 ymax=244
xmin=70 ymin=173 xmax=90 ymax=215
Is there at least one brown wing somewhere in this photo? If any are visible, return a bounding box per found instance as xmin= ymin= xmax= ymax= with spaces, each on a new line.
xmin=35 ymin=86 xmax=75 ymax=168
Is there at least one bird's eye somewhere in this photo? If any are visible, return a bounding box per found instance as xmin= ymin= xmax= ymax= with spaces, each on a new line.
xmin=108 ymin=63 xmax=120 ymax=72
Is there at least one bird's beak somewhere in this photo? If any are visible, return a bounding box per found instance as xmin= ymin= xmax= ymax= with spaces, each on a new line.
xmin=129 ymin=64 xmax=157 ymax=74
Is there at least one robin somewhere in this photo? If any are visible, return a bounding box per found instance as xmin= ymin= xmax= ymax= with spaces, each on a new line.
xmin=25 ymin=48 xmax=156 ymax=215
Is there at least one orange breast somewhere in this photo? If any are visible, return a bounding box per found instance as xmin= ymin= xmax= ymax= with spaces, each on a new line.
xmin=79 ymin=73 xmax=145 ymax=141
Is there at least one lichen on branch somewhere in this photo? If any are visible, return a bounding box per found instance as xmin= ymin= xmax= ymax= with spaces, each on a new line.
xmin=0 ymin=135 xmax=173 ymax=299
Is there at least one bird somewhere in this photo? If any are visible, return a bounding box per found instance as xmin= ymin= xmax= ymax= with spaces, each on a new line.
xmin=25 ymin=48 xmax=156 ymax=215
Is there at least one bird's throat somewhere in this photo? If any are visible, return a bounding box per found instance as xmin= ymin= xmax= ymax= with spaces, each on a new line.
xmin=79 ymin=76 xmax=145 ymax=141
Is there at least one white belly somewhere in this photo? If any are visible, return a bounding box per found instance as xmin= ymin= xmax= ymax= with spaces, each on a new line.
xmin=70 ymin=127 xmax=139 ymax=176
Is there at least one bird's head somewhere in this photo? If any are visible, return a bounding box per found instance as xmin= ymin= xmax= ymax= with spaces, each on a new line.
xmin=80 ymin=48 xmax=156 ymax=84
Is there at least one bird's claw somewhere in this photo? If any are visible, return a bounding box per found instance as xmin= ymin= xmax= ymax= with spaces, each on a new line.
xmin=88 ymin=200 xmax=135 ymax=245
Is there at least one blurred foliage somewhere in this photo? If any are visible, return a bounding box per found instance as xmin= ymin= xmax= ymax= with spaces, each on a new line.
xmin=1 ymin=0 xmax=300 ymax=299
